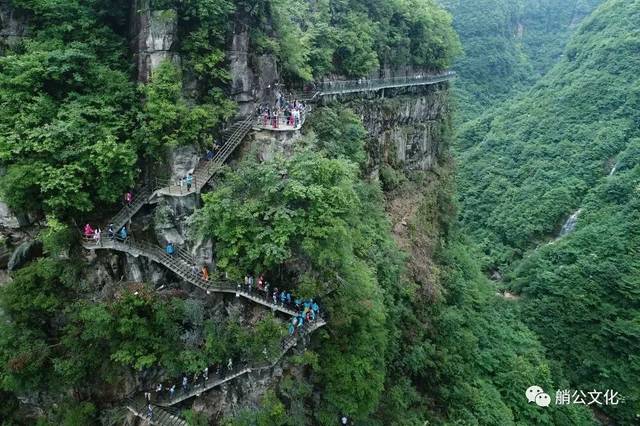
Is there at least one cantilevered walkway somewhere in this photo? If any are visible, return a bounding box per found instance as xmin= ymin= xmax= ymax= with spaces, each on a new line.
xmin=124 ymin=321 xmax=325 ymax=424
xmin=292 ymin=71 xmax=456 ymax=101
xmin=87 ymin=70 xmax=452 ymax=426
xmin=102 ymin=71 xmax=456 ymax=229
xmin=82 ymin=237 xmax=309 ymax=318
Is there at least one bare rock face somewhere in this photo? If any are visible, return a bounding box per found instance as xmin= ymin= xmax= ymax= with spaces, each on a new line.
xmin=227 ymin=27 xmax=280 ymax=116
xmin=331 ymin=83 xmax=451 ymax=176
xmin=0 ymin=201 xmax=22 ymax=229
xmin=169 ymin=145 xmax=200 ymax=183
xmin=7 ymin=240 xmax=43 ymax=272
xmin=0 ymin=0 xmax=28 ymax=51
xmin=248 ymin=130 xmax=302 ymax=162
xmin=130 ymin=0 xmax=179 ymax=82
xmin=192 ymin=238 xmax=214 ymax=269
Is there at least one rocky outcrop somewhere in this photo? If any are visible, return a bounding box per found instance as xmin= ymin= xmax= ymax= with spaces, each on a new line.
xmin=0 ymin=0 xmax=28 ymax=51
xmin=331 ymin=83 xmax=451 ymax=175
xmin=168 ymin=145 xmax=200 ymax=183
xmin=7 ymin=240 xmax=43 ymax=271
xmin=227 ymin=26 xmax=280 ymax=116
xmin=130 ymin=0 xmax=179 ymax=82
xmin=0 ymin=201 xmax=28 ymax=229
xmin=247 ymin=129 xmax=302 ymax=162
xmin=191 ymin=361 xmax=287 ymax=421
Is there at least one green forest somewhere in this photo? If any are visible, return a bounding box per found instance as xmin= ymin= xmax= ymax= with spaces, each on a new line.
xmin=441 ymin=0 xmax=602 ymax=122
xmin=0 ymin=0 xmax=638 ymax=424
xmin=455 ymin=0 xmax=640 ymax=424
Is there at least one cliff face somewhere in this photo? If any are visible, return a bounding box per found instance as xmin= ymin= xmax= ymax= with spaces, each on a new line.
xmin=0 ymin=1 xmax=454 ymax=420
xmin=130 ymin=0 xmax=179 ymax=83
xmin=344 ymin=85 xmax=451 ymax=175
xmin=0 ymin=0 xmax=27 ymax=52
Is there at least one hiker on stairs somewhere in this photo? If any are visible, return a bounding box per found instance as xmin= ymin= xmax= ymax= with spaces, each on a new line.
xmin=166 ymin=241 xmax=175 ymax=257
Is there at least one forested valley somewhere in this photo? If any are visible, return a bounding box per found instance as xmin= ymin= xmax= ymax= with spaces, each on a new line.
xmin=0 ymin=0 xmax=637 ymax=425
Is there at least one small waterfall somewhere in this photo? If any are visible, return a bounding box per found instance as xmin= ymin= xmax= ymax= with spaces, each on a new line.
xmin=558 ymin=209 xmax=582 ymax=238
xmin=609 ymin=164 xmax=618 ymax=176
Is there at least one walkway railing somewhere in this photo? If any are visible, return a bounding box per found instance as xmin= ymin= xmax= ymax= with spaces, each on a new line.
xmin=81 ymin=236 xmax=318 ymax=319
xmin=254 ymin=107 xmax=309 ymax=132
xmin=291 ymin=71 xmax=456 ymax=100
xmin=154 ymin=321 xmax=325 ymax=407
xmin=153 ymin=116 xmax=255 ymax=197
xmin=124 ymin=320 xmax=325 ymax=425
xmin=126 ymin=398 xmax=187 ymax=426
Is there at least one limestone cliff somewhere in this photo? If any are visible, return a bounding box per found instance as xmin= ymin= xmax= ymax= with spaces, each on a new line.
xmin=130 ymin=0 xmax=179 ymax=83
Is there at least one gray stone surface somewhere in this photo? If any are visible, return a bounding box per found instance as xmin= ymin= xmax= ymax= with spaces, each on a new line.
xmin=0 ymin=0 xmax=28 ymax=50
xmin=130 ymin=0 xmax=179 ymax=82
xmin=169 ymin=144 xmax=200 ymax=183
xmin=339 ymin=84 xmax=450 ymax=175
xmin=0 ymin=201 xmax=24 ymax=229
xmin=8 ymin=240 xmax=43 ymax=271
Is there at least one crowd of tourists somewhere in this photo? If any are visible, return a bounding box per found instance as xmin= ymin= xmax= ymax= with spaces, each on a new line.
xmin=256 ymin=93 xmax=306 ymax=129
xmin=240 ymin=273 xmax=322 ymax=335
xmin=82 ymin=191 xmax=138 ymax=245
xmin=83 ymin=222 xmax=129 ymax=246
xmin=144 ymin=362 xmax=233 ymax=407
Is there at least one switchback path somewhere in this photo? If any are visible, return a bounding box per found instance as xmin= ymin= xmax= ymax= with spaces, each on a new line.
xmin=82 ymin=237 xmax=308 ymax=318
xmin=124 ymin=321 xmax=325 ymax=424
xmin=126 ymin=399 xmax=187 ymax=426
xmin=153 ymin=116 xmax=255 ymax=197
xmin=157 ymin=321 xmax=325 ymax=407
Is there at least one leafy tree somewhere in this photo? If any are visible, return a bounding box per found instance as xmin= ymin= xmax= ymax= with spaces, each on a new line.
xmin=137 ymin=61 xmax=235 ymax=160
xmin=0 ymin=1 xmax=138 ymax=216
xmin=442 ymin=0 xmax=602 ymax=121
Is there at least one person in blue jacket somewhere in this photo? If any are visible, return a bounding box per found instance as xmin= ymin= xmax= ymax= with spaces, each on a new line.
xmin=166 ymin=241 xmax=175 ymax=257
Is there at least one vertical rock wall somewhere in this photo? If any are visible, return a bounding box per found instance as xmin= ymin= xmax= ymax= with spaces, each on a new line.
xmin=0 ymin=0 xmax=28 ymax=52
xmin=328 ymin=83 xmax=452 ymax=176
xmin=130 ymin=0 xmax=179 ymax=83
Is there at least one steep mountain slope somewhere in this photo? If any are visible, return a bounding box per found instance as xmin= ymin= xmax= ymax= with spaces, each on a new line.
xmin=456 ymin=0 xmax=640 ymax=422
xmin=441 ymin=0 xmax=602 ymax=121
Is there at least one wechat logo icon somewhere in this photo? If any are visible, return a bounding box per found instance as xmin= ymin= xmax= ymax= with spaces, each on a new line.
xmin=526 ymin=385 xmax=551 ymax=407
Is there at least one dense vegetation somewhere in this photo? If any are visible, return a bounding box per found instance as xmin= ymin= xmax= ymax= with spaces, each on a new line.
xmin=441 ymin=0 xmax=602 ymax=121
xmin=0 ymin=0 xmax=234 ymax=217
xmin=0 ymin=0 xmax=138 ymax=215
xmin=4 ymin=0 xmax=633 ymax=424
xmin=238 ymin=0 xmax=460 ymax=80
xmin=194 ymin=111 xmax=391 ymax=422
xmin=0 ymin=258 xmax=285 ymax=424
xmin=455 ymin=0 xmax=640 ymax=423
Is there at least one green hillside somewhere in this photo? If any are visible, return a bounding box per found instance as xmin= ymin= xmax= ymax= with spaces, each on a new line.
xmin=456 ymin=0 xmax=640 ymax=422
xmin=441 ymin=0 xmax=602 ymax=121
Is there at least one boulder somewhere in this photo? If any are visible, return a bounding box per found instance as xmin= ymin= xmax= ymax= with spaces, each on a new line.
xmin=7 ymin=240 xmax=43 ymax=271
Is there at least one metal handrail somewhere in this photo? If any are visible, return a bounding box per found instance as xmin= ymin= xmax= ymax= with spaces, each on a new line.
xmin=153 ymin=320 xmax=325 ymax=407
xmin=80 ymin=235 xmax=324 ymax=320
xmin=288 ymin=71 xmax=456 ymax=100
xmin=255 ymin=106 xmax=309 ymax=131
